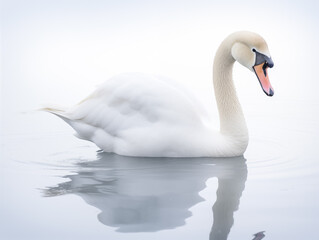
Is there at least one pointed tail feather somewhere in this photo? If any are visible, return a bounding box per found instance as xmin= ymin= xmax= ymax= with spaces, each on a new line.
xmin=40 ymin=105 xmax=96 ymax=142
xmin=40 ymin=106 xmax=71 ymax=123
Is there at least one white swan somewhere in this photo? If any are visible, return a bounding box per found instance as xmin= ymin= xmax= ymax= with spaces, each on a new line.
xmin=43 ymin=31 xmax=274 ymax=157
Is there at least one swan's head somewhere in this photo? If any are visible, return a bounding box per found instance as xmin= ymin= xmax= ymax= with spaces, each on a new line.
xmin=230 ymin=31 xmax=274 ymax=96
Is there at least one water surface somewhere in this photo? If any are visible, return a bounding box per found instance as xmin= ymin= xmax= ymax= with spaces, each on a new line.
xmin=1 ymin=112 xmax=319 ymax=240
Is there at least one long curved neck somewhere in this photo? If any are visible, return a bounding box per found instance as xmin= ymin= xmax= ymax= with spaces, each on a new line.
xmin=213 ymin=38 xmax=248 ymax=138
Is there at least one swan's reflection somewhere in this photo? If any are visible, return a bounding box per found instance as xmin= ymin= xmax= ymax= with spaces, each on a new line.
xmin=44 ymin=153 xmax=247 ymax=238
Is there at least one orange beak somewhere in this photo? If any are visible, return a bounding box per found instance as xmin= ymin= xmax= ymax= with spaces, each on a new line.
xmin=253 ymin=62 xmax=274 ymax=96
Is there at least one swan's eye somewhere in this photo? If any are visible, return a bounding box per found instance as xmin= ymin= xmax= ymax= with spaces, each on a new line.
xmin=252 ymin=48 xmax=256 ymax=52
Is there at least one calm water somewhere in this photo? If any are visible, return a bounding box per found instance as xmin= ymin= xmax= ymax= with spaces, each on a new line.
xmin=1 ymin=112 xmax=319 ymax=240
xmin=2 ymin=0 xmax=319 ymax=239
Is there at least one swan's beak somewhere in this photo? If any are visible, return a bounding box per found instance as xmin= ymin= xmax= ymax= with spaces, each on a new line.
xmin=253 ymin=62 xmax=274 ymax=96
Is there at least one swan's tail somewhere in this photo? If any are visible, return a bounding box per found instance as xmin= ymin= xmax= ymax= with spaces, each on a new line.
xmin=40 ymin=105 xmax=71 ymax=123
xmin=40 ymin=105 xmax=92 ymax=141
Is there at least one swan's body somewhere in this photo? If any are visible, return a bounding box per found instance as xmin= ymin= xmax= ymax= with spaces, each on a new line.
xmin=44 ymin=31 xmax=274 ymax=157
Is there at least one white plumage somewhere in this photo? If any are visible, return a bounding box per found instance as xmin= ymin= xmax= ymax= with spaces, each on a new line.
xmin=43 ymin=31 xmax=273 ymax=158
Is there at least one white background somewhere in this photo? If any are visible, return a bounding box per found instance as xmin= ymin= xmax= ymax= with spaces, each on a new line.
xmin=1 ymin=0 xmax=319 ymax=138
xmin=1 ymin=1 xmax=319 ymax=239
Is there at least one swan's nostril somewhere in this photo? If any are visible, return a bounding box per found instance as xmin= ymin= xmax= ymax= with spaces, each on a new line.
xmin=262 ymin=63 xmax=268 ymax=77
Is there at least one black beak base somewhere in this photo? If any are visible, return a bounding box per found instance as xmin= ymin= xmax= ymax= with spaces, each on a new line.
xmin=254 ymin=51 xmax=274 ymax=69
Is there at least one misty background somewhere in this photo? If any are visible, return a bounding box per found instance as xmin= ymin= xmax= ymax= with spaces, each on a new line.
xmin=1 ymin=1 xmax=319 ymax=240
xmin=1 ymin=0 xmax=319 ymax=139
